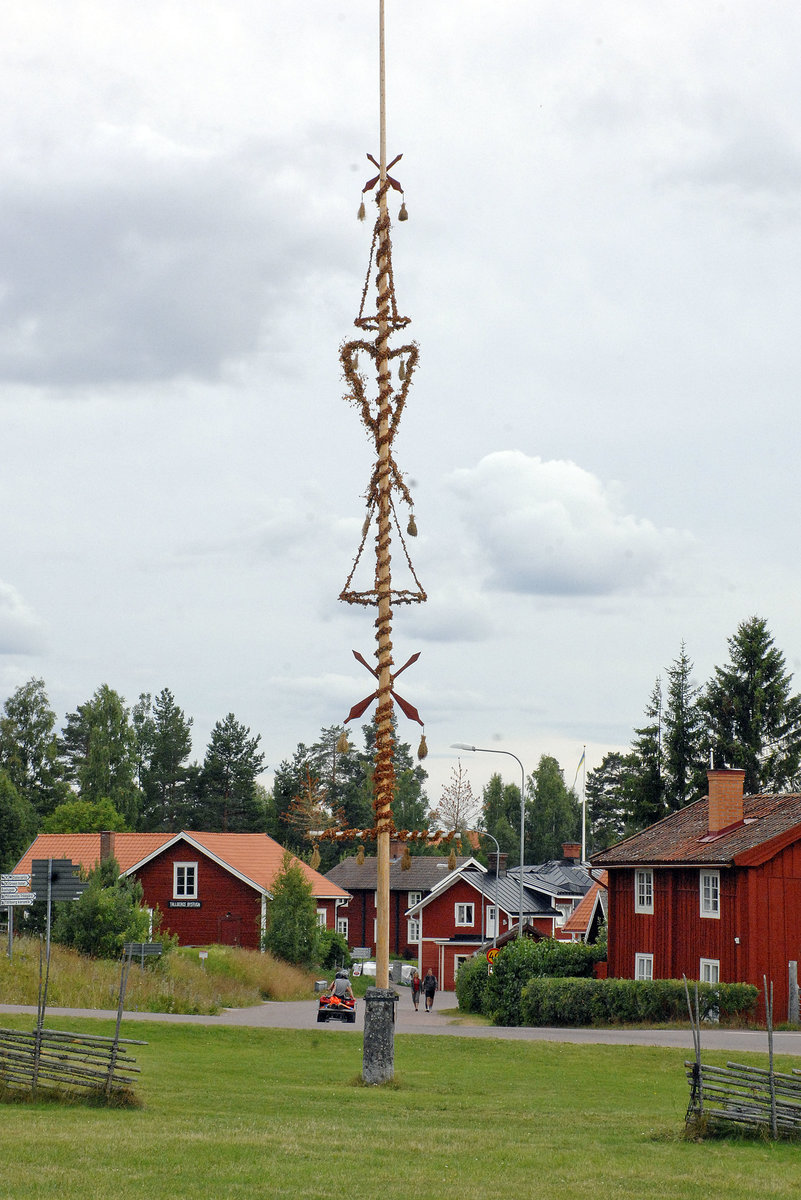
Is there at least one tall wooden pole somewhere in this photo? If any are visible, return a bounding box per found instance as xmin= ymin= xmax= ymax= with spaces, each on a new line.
xmin=374 ymin=0 xmax=392 ymax=993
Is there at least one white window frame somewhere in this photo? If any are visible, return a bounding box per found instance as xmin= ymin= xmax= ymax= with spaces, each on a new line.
xmin=454 ymin=954 xmax=471 ymax=979
xmin=455 ymin=902 xmax=475 ymax=927
xmin=316 ymin=908 xmax=327 ymax=929
xmin=408 ymin=891 xmax=422 ymax=908
xmin=634 ymin=868 xmax=654 ymax=914
xmin=700 ymin=870 xmax=720 ymax=919
xmin=485 ymin=905 xmax=498 ymax=939
xmin=700 ymin=958 xmax=720 ymax=983
xmin=336 ymin=917 xmax=349 ymax=939
xmin=635 ymin=952 xmax=653 ymax=981
xmin=407 ymin=918 xmax=420 ymax=944
xmin=173 ymin=862 xmax=198 ymax=899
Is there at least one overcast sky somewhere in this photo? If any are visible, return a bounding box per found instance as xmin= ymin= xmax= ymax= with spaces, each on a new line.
xmin=2 ymin=1 xmax=801 ymax=811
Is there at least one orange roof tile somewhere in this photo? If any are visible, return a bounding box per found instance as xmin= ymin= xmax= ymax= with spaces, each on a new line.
xmin=562 ymin=872 xmax=607 ymax=935
xmin=13 ymin=832 xmax=349 ymax=900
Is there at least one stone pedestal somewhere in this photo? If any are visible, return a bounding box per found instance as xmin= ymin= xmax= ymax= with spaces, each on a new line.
xmin=362 ymin=987 xmax=397 ymax=1084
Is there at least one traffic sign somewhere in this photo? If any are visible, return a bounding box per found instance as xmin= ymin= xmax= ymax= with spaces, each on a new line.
xmin=486 ymin=947 xmax=500 ymax=964
xmin=31 ymin=859 xmax=87 ymax=901
xmin=1 ymin=873 xmax=30 ymax=885
xmin=2 ymin=894 xmax=36 ymax=906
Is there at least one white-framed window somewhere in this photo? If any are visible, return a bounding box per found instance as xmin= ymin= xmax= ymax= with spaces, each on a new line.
xmin=485 ymin=905 xmax=498 ymax=939
xmin=454 ymin=954 xmax=471 ymax=979
xmin=700 ymin=958 xmax=720 ymax=983
xmin=173 ymin=862 xmax=197 ymax=899
xmin=316 ymin=908 xmax=327 ymax=929
xmin=455 ymin=902 xmax=475 ymax=927
xmin=408 ymin=891 xmax=422 ymax=908
xmin=407 ymin=918 xmax=420 ymax=943
xmin=336 ymin=917 xmax=349 ymax=939
xmin=700 ymin=870 xmax=720 ymax=918
xmin=634 ymin=868 xmax=654 ymax=914
xmin=635 ymin=953 xmax=653 ymax=981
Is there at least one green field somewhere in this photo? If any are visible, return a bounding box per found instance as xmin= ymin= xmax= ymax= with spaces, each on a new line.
xmin=0 ymin=1018 xmax=799 ymax=1200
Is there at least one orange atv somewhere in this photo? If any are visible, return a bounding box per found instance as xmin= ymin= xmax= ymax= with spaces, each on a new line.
xmin=317 ymin=992 xmax=357 ymax=1023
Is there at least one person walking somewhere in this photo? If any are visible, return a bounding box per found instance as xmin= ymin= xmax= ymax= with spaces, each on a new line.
xmin=411 ymin=970 xmax=421 ymax=1011
xmin=422 ymin=969 xmax=437 ymax=1012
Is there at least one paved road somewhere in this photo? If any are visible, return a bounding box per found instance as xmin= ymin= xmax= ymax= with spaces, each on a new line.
xmin=2 ymin=998 xmax=801 ymax=1055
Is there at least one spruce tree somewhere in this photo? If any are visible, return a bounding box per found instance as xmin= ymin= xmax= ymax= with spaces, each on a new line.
xmin=663 ymin=642 xmax=703 ymax=811
xmin=701 ymin=616 xmax=801 ymax=793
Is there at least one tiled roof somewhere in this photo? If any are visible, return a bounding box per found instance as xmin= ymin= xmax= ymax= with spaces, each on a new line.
xmin=13 ymin=832 xmax=349 ymax=900
xmin=590 ymin=793 xmax=801 ymax=868
xmin=562 ymin=873 xmax=607 ymax=935
xmin=325 ymin=854 xmax=473 ymax=893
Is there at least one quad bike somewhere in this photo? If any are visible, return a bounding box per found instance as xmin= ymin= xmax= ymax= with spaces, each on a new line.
xmin=317 ymin=992 xmax=357 ymax=1023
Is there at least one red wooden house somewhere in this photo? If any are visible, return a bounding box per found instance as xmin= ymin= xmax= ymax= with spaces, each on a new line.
xmin=13 ymin=831 xmax=349 ymax=951
xmin=408 ymin=850 xmax=593 ymax=989
xmin=324 ymin=847 xmax=476 ymax=958
xmin=591 ymin=768 xmax=801 ymax=1020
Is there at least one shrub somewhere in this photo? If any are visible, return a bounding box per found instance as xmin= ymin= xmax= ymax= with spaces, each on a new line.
xmin=454 ymin=951 xmax=490 ymax=1013
xmin=51 ymin=857 xmax=151 ymax=959
xmin=485 ymin=938 xmax=601 ymax=1026
xmin=317 ymin=929 xmax=351 ymax=971
xmin=520 ymin=977 xmax=759 ymax=1027
xmin=262 ymin=852 xmax=319 ymax=966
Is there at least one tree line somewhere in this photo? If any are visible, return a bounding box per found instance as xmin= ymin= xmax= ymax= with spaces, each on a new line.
xmin=586 ymin=615 xmax=801 ymax=852
xmin=0 ymin=679 xmax=430 ymax=873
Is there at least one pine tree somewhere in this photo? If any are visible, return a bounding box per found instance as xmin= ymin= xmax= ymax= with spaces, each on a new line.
xmin=586 ymin=751 xmax=635 ymax=851
xmin=663 ymin=642 xmax=703 ymax=811
xmin=199 ymin=713 xmax=265 ymax=831
xmin=139 ymin=688 xmax=194 ymax=831
xmin=701 ymin=616 xmax=801 ymax=793
xmin=625 ymin=678 xmax=665 ymax=831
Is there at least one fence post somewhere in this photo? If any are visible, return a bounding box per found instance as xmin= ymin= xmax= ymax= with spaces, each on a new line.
xmin=789 ymin=961 xmax=799 ymax=1025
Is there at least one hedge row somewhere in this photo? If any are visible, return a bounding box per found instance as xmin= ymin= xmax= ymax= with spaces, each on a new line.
xmin=521 ymin=976 xmax=758 ymax=1027
xmin=454 ymin=939 xmax=759 ymax=1027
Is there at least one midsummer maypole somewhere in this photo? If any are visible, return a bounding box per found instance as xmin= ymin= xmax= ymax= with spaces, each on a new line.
xmin=337 ymin=0 xmax=426 ymax=1082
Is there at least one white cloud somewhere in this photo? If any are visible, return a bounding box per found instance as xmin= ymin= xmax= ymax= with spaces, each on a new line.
xmin=0 ymin=580 xmax=44 ymax=654
xmin=448 ymin=452 xmax=695 ymax=598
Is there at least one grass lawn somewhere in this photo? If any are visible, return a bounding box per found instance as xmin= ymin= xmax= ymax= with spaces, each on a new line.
xmin=0 ymin=1017 xmax=799 ymax=1200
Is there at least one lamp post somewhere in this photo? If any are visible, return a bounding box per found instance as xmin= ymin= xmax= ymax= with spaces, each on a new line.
xmin=451 ymin=744 xmax=527 ymax=938
xmin=480 ymin=828 xmax=501 ymax=947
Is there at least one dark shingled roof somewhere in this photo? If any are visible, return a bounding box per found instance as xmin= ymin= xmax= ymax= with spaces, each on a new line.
xmin=591 ymin=792 xmax=801 ymax=869
xmin=325 ymin=855 xmax=473 ymax=892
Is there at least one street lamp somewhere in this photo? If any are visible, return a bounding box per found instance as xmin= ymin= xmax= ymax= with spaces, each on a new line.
xmin=480 ymin=828 xmax=501 ymax=947
xmin=451 ymin=744 xmax=527 ymax=938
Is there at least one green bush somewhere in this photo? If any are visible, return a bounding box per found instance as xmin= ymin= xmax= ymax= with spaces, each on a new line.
xmin=317 ymin=929 xmax=351 ymax=971
xmin=520 ymin=977 xmax=759 ymax=1027
xmin=454 ymin=951 xmax=489 ymax=1013
xmin=485 ymin=938 xmax=601 ymax=1026
xmin=51 ymin=857 xmax=151 ymax=959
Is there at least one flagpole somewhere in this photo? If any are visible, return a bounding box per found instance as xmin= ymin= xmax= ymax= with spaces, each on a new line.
xmin=581 ymin=744 xmax=587 ymax=863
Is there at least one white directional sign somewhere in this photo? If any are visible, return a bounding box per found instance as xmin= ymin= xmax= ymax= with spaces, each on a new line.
xmin=1 ymin=874 xmax=36 ymax=905
xmin=2 ymin=894 xmax=36 ymax=906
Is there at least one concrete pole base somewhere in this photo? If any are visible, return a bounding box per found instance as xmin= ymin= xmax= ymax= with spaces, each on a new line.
xmin=362 ymin=987 xmax=397 ymax=1084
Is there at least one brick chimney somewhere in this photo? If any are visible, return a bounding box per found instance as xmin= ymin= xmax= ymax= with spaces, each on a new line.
xmin=488 ymin=852 xmax=508 ymax=878
xmin=707 ymin=768 xmax=745 ymax=834
xmin=562 ymin=842 xmax=582 ymax=864
xmin=100 ymin=830 xmax=116 ymax=862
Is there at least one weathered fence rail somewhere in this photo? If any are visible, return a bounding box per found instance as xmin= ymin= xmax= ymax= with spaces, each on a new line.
xmin=0 ymin=1026 xmax=146 ymax=1098
xmin=685 ymin=1059 xmax=801 ymax=1136
xmin=684 ymin=974 xmax=801 ymax=1138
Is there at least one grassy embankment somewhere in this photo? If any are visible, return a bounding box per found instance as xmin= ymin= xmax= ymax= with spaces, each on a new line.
xmin=0 ymin=1015 xmax=799 ymax=1200
xmin=0 ymin=936 xmax=314 ymax=1012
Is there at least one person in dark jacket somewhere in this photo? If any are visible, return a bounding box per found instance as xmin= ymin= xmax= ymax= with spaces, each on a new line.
xmin=422 ymin=970 xmax=437 ymax=1011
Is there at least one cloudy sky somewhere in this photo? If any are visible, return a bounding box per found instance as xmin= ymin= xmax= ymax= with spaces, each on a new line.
xmin=2 ymin=1 xmax=801 ymax=810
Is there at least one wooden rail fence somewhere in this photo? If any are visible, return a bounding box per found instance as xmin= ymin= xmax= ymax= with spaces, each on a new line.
xmin=684 ymin=975 xmax=801 ymax=1138
xmin=0 ymin=1025 xmax=146 ymax=1098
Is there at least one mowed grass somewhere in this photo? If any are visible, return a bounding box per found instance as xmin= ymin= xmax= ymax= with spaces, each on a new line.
xmin=0 ymin=1017 xmax=799 ymax=1200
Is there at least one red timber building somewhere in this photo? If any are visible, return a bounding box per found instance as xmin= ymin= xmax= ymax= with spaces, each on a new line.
xmin=592 ymin=768 xmax=801 ymax=1020
xmin=13 ymin=831 xmax=349 ymax=950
